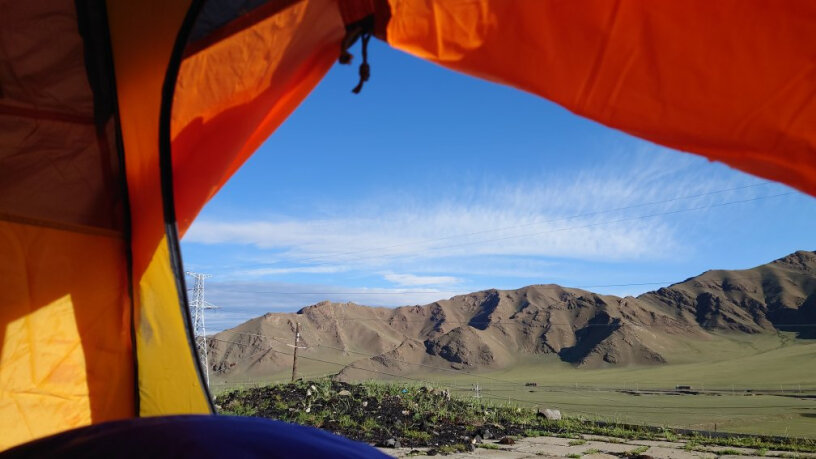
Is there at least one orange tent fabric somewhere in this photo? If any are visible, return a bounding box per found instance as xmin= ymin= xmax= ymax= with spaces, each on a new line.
xmin=0 ymin=1 xmax=135 ymax=448
xmin=383 ymin=0 xmax=816 ymax=197
xmin=0 ymin=0 xmax=814 ymax=451
xmin=171 ymin=0 xmax=346 ymax=234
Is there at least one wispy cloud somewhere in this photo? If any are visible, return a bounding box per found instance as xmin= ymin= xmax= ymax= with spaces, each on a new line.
xmin=383 ymin=272 xmax=460 ymax=286
xmin=182 ymin=146 xmax=803 ymax=332
xmin=235 ymin=265 xmax=347 ymax=276
xmin=184 ymin=148 xmax=764 ymax=276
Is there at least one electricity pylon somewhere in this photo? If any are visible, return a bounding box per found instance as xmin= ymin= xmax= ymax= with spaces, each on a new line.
xmin=186 ymin=272 xmax=219 ymax=387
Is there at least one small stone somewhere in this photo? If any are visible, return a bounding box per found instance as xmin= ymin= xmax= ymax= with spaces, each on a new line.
xmin=401 ymin=410 xmax=410 ymax=416
xmin=306 ymin=389 xmax=312 ymax=396
xmin=472 ymin=435 xmax=482 ymax=444
xmin=498 ymin=436 xmax=515 ymax=445
xmin=426 ymin=448 xmax=438 ymax=456
xmin=305 ymin=407 xmax=311 ymax=413
xmin=481 ymin=429 xmax=494 ymax=440
xmin=384 ymin=438 xmax=397 ymax=448
xmin=394 ymin=440 xmax=401 ymax=448
xmin=310 ymin=385 xmax=317 ymax=391
xmin=537 ymin=408 xmax=562 ymax=420
xmin=337 ymin=389 xmax=352 ymax=396
xmin=466 ymin=443 xmax=476 ymax=452
xmin=362 ymin=401 xmax=368 ymax=407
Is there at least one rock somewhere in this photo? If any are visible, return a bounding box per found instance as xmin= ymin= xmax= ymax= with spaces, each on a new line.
xmin=337 ymin=389 xmax=352 ymax=397
xmin=472 ymin=435 xmax=483 ymax=444
xmin=537 ymin=408 xmax=562 ymax=420
xmin=362 ymin=401 xmax=368 ymax=407
xmin=384 ymin=438 xmax=397 ymax=448
xmin=466 ymin=443 xmax=476 ymax=452
xmin=401 ymin=410 xmax=410 ymax=416
xmin=426 ymin=448 xmax=438 ymax=456
xmin=481 ymin=428 xmax=494 ymax=440
xmin=498 ymin=436 xmax=515 ymax=445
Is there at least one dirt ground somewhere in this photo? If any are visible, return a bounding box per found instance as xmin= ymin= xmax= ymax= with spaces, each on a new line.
xmin=379 ymin=434 xmax=816 ymax=459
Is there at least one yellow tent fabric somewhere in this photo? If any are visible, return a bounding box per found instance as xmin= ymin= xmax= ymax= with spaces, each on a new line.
xmin=106 ymin=0 xmax=212 ymax=417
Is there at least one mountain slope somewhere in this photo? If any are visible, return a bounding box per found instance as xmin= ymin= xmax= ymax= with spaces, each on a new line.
xmin=207 ymin=251 xmax=816 ymax=381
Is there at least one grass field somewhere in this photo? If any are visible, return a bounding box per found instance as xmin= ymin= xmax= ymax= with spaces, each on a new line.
xmin=209 ymin=333 xmax=816 ymax=438
xmin=217 ymin=379 xmax=816 ymax=454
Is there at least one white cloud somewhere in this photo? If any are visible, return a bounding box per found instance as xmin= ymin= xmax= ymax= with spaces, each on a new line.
xmin=184 ymin=148 xmax=766 ymax=273
xmin=236 ymin=265 xmax=347 ymax=276
xmin=383 ymin=272 xmax=460 ymax=286
xmin=182 ymin=148 xmax=789 ymax=331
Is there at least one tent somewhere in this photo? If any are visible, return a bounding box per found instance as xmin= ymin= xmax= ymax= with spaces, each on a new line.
xmin=1 ymin=0 xmax=814 ymax=451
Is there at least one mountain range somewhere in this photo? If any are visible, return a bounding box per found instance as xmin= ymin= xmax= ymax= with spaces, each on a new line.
xmin=207 ymin=251 xmax=816 ymax=382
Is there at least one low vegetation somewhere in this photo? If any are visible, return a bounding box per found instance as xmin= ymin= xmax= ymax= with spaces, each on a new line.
xmin=215 ymin=379 xmax=816 ymax=455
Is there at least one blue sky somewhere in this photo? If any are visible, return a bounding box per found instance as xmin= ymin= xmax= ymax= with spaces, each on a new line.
xmin=181 ymin=41 xmax=816 ymax=331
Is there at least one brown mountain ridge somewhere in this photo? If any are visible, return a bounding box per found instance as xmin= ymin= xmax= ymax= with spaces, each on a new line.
xmin=207 ymin=251 xmax=816 ymax=381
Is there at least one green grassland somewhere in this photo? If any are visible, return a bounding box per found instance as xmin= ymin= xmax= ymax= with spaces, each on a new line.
xmin=217 ymin=379 xmax=816 ymax=453
xmin=210 ymin=333 xmax=816 ymax=438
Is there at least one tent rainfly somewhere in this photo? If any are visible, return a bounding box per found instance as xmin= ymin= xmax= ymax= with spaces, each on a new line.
xmin=1 ymin=0 xmax=815 ymax=452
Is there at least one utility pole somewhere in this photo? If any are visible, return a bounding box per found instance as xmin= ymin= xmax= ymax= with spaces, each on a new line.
xmin=186 ymin=272 xmax=219 ymax=388
xmin=291 ymin=322 xmax=300 ymax=382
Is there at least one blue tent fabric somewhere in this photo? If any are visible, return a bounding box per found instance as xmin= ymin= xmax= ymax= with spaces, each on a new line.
xmin=0 ymin=415 xmax=390 ymax=458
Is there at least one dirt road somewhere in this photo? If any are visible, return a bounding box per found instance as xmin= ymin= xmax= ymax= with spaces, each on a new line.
xmin=380 ymin=434 xmax=816 ymax=459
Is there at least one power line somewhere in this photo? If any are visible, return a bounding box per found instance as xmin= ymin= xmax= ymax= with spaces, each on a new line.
xmin=240 ymin=182 xmax=776 ymax=269
xmin=216 ymin=316 xmax=816 ymax=328
xmin=209 ymin=336 xmax=666 ymax=413
xmin=207 ymin=334 xmax=816 ymax=419
xmin=208 ymin=337 xmax=450 ymax=386
xmin=305 ymin=318 xmax=816 ymax=327
xmin=215 ymin=329 xmax=626 ymax=403
xmin=226 ymin=267 xmax=812 ymax=296
xmin=243 ymin=281 xmax=676 ymax=295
